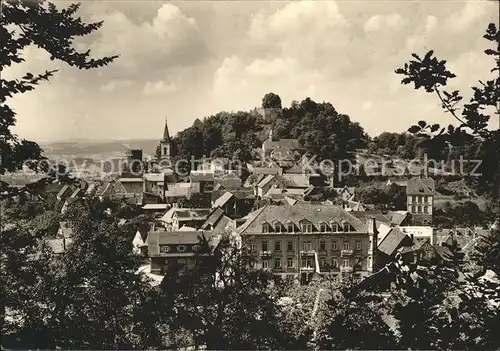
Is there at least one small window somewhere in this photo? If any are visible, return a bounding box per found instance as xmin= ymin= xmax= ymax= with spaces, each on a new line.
xmin=287 ymin=241 xmax=293 ymax=252
xmin=302 ymin=241 xmax=312 ymax=251
xmin=274 ymin=258 xmax=281 ymax=268
xmin=343 ymin=259 xmax=350 ymax=267
xmin=424 ymin=206 xmax=429 ymax=214
xmin=193 ymin=245 xmax=201 ymax=252
xmin=287 ymin=223 xmax=294 ymax=233
xmin=319 ymin=240 xmax=326 ymax=250
xmin=320 ymin=258 xmax=326 ymax=267
xmin=262 ymin=224 xmax=269 ymax=233
xmin=177 ymin=245 xmax=186 ymax=252
xmin=178 ymin=258 xmax=187 ymax=265
xmin=331 ymin=223 xmax=338 ymax=232
xmin=417 ymin=206 xmax=422 ymax=213
xmin=343 ymin=241 xmax=350 ymax=250
xmin=332 ymin=241 xmax=338 ymax=250
xmin=332 ymin=258 xmax=338 ymax=267
xmin=287 ymin=258 xmax=294 ymax=268
xmin=274 ymin=223 xmax=281 ymax=233
xmin=274 ymin=241 xmax=281 ymax=252
xmin=160 ymin=245 xmax=170 ymax=253
xmin=411 ymin=205 xmax=416 ymax=213
xmin=250 ymin=242 xmax=256 ymax=251
xmin=343 ymin=223 xmax=350 ymax=232
xmin=320 ymin=223 xmax=327 ymax=232
xmin=262 ymin=260 xmax=269 ymax=269
xmin=355 ymin=241 xmax=362 ymax=250
xmin=262 ymin=241 xmax=268 ymax=252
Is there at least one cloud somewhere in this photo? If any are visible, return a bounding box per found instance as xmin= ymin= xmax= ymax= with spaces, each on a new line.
xmin=445 ymin=1 xmax=493 ymax=32
xmin=364 ymin=13 xmax=404 ymax=33
xmin=100 ymin=79 xmax=132 ymax=92
xmin=143 ymin=80 xmax=179 ymax=95
xmin=90 ymin=3 xmax=208 ymax=74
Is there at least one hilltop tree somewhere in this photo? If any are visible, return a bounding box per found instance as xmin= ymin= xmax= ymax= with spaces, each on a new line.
xmin=0 ymin=0 xmax=117 ymax=174
xmin=262 ymin=92 xmax=282 ymax=109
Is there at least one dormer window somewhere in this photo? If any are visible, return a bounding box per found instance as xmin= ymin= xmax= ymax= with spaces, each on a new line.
xmin=177 ymin=245 xmax=186 ymax=252
xmin=273 ymin=222 xmax=281 ymax=233
xmin=343 ymin=223 xmax=350 ymax=232
xmin=320 ymin=222 xmax=328 ymax=233
xmin=287 ymin=222 xmax=294 ymax=233
xmin=331 ymin=222 xmax=339 ymax=232
xmin=301 ymin=221 xmax=312 ymax=233
xmin=262 ymin=223 xmax=269 ymax=233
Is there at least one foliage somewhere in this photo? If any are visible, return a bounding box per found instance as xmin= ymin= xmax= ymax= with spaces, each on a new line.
xmin=1 ymin=198 xmax=161 ymax=349
xmin=28 ymin=209 xmax=61 ymax=238
xmin=433 ymin=200 xmax=487 ymax=228
xmin=171 ymin=97 xmax=368 ymax=167
xmin=262 ymin=92 xmax=282 ymax=109
xmin=158 ymin=237 xmax=293 ymax=350
xmin=368 ymin=132 xmax=421 ymax=159
xmin=395 ymin=23 xmax=500 ymax=201
xmin=0 ymin=0 xmax=117 ymax=174
xmin=358 ymin=183 xmax=406 ymax=210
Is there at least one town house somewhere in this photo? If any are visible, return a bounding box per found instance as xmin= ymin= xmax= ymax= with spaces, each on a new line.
xmin=238 ymin=202 xmax=378 ymax=284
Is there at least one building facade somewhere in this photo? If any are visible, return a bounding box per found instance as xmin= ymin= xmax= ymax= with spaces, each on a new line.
xmin=238 ymin=202 xmax=378 ymax=284
xmin=406 ymin=177 xmax=435 ymax=225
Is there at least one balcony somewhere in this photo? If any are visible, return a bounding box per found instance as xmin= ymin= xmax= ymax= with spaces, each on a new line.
xmin=341 ymin=249 xmax=354 ymax=257
xmin=300 ymin=250 xmax=316 ymax=256
xmin=340 ymin=266 xmax=353 ymax=273
xmin=260 ymin=251 xmax=272 ymax=257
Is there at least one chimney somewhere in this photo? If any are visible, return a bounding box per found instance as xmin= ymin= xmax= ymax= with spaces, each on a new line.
xmin=410 ymin=234 xmax=414 ymax=242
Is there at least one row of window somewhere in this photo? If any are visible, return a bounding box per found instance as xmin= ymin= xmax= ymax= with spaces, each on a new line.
xmin=409 ymin=205 xmax=430 ymax=214
xmin=159 ymin=244 xmax=200 ymax=253
xmin=408 ymin=195 xmax=431 ymax=204
xmin=260 ymin=257 xmax=355 ymax=269
xmin=262 ymin=222 xmax=355 ymax=234
xmin=254 ymin=240 xmax=362 ymax=252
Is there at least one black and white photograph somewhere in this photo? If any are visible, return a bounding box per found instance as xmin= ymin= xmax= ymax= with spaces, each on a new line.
xmin=1 ymin=0 xmax=499 ymax=349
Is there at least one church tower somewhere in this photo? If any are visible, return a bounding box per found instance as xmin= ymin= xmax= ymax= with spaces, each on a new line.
xmin=158 ymin=116 xmax=171 ymax=163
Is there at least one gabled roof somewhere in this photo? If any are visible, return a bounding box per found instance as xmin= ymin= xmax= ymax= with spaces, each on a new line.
xmin=387 ymin=211 xmax=409 ymax=226
xmin=250 ymin=167 xmax=282 ymax=175
xmin=201 ymin=207 xmax=225 ymax=230
xmin=189 ymin=171 xmax=215 ymax=182
xmin=378 ymin=227 xmax=411 ymax=257
xmin=169 ymin=208 xmax=211 ymax=221
xmin=57 ymin=185 xmax=72 ymax=199
xmin=147 ymin=230 xmax=215 ymax=256
xmin=350 ymin=211 xmax=392 ymax=225
xmin=143 ymin=204 xmax=169 ymax=210
xmin=144 ymin=173 xmax=169 ymax=183
xmin=257 ymin=174 xmax=276 ymax=188
xmin=70 ymin=188 xmax=82 ymax=199
xmin=238 ymin=203 xmax=366 ymax=235
xmin=406 ymin=177 xmax=435 ymax=195
xmin=213 ymin=191 xmax=234 ymax=208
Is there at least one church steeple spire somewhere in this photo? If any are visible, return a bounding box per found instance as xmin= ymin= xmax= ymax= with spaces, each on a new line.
xmin=163 ymin=116 xmax=171 ymax=142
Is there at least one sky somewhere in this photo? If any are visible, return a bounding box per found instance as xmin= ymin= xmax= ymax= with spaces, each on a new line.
xmin=5 ymin=0 xmax=499 ymax=142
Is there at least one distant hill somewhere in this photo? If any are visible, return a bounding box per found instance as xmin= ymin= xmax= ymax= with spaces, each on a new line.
xmin=39 ymin=139 xmax=159 ymax=161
